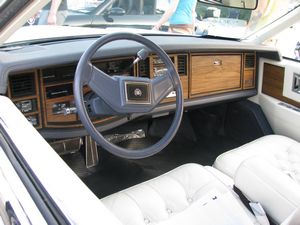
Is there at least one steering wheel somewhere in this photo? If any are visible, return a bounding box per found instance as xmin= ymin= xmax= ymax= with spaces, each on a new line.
xmin=74 ymin=32 xmax=183 ymax=159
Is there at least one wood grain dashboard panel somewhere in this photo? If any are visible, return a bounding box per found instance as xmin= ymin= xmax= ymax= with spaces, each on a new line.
xmin=7 ymin=70 xmax=42 ymax=129
xmin=40 ymin=57 xmax=134 ymax=128
xmin=190 ymin=54 xmax=242 ymax=97
xmin=7 ymin=52 xmax=256 ymax=129
xmin=243 ymin=53 xmax=256 ymax=89
xmin=262 ymin=63 xmax=300 ymax=108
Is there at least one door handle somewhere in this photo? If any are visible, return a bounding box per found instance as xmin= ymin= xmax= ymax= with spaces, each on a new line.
xmin=293 ymin=73 xmax=300 ymax=94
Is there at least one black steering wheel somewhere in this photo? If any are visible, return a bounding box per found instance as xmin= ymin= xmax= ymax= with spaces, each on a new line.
xmin=74 ymin=32 xmax=183 ymax=159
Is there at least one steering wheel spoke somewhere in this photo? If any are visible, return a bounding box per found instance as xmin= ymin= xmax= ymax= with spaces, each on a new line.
xmin=86 ymin=64 xmax=123 ymax=112
xmin=151 ymin=74 xmax=174 ymax=105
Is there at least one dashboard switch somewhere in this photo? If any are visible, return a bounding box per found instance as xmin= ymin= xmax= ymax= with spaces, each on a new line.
xmin=63 ymin=107 xmax=77 ymax=115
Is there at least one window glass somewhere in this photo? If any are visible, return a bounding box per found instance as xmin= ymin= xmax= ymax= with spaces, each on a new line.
xmin=196 ymin=3 xmax=251 ymax=37
xmin=0 ymin=0 xmax=7 ymax=8
xmin=3 ymin=0 xmax=300 ymax=45
xmin=155 ymin=0 xmax=169 ymax=14
xmin=264 ymin=21 xmax=300 ymax=62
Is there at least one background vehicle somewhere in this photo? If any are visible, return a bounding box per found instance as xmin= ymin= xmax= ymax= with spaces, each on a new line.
xmin=64 ymin=0 xmax=169 ymax=30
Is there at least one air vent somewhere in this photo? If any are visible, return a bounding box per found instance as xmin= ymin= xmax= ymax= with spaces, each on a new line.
xmin=138 ymin=58 xmax=150 ymax=77
xmin=177 ymin=55 xmax=187 ymax=76
xmin=245 ymin=54 xmax=255 ymax=68
xmin=9 ymin=73 xmax=36 ymax=98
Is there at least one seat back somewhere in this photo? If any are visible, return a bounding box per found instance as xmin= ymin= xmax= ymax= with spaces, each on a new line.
xmin=235 ymin=156 xmax=300 ymax=224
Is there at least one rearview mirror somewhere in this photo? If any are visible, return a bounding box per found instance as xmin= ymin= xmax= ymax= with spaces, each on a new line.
xmin=199 ymin=0 xmax=257 ymax=10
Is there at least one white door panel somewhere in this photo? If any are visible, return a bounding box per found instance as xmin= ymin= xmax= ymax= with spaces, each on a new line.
xmin=259 ymin=94 xmax=300 ymax=141
xmin=250 ymin=58 xmax=300 ymax=142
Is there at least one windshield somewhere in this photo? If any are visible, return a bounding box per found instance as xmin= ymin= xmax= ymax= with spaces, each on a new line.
xmin=4 ymin=0 xmax=300 ymax=44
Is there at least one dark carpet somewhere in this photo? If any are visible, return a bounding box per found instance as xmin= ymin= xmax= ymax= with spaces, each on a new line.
xmin=77 ymin=133 xmax=239 ymax=198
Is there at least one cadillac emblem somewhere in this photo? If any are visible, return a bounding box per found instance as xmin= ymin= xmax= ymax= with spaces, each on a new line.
xmin=126 ymin=82 xmax=149 ymax=103
xmin=134 ymin=88 xmax=142 ymax=97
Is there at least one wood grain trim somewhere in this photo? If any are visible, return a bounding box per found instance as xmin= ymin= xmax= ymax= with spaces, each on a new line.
xmin=40 ymin=70 xmax=47 ymax=128
xmin=7 ymin=70 xmax=42 ymax=129
xmin=262 ymin=63 xmax=300 ymax=108
xmin=161 ymin=76 xmax=189 ymax=103
xmin=34 ymin=70 xmax=42 ymax=129
xmin=243 ymin=70 xmax=255 ymax=89
xmin=242 ymin=53 xmax=256 ymax=89
xmin=41 ymin=57 xmax=135 ymax=128
xmin=190 ymin=53 xmax=242 ymax=97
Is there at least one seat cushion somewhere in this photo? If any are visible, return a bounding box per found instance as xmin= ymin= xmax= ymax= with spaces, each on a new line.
xmin=214 ymin=135 xmax=299 ymax=179
xmin=214 ymin=134 xmax=300 ymax=224
xmin=102 ymin=164 xmax=258 ymax=225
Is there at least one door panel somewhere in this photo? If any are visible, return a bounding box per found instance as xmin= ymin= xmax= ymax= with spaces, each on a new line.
xmin=251 ymin=58 xmax=300 ymax=141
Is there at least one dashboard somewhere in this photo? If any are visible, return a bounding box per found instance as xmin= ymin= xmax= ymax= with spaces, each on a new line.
xmin=0 ymin=35 xmax=280 ymax=138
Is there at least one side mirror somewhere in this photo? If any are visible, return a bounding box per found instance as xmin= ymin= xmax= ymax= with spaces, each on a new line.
xmin=108 ymin=7 xmax=126 ymax=16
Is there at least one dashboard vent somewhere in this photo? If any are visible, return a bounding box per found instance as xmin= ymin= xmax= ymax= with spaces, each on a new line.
xmin=177 ymin=55 xmax=187 ymax=76
xmin=245 ymin=54 xmax=255 ymax=68
xmin=138 ymin=58 xmax=150 ymax=77
xmin=9 ymin=73 xmax=36 ymax=98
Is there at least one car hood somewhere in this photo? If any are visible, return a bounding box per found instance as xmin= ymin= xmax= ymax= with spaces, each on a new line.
xmin=4 ymin=25 xmax=166 ymax=45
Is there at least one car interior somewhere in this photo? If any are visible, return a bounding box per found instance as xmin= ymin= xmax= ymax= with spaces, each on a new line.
xmin=3 ymin=36 xmax=268 ymax=184
xmin=0 ymin=0 xmax=300 ymax=225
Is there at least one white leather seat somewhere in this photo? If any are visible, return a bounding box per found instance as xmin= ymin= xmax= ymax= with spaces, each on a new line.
xmin=214 ymin=135 xmax=300 ymax=179
xmin=102 ymin=164 xmax=259 ymax=225
xmin=214 ymin=135 xmax=300 ymax=224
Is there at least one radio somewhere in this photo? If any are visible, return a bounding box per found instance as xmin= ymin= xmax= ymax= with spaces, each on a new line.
xmin=46 ymin=83 xmax=73 ymax=99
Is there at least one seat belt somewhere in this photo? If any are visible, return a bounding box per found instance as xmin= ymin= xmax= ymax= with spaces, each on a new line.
xmin=233 ymin=186 xmax=270 ymax=225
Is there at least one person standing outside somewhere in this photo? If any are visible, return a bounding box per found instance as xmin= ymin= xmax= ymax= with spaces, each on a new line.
xmin=153 ymin=0 xmax=197 ymax=35
xmin=38 ymin=0 xmax=68 ymax=25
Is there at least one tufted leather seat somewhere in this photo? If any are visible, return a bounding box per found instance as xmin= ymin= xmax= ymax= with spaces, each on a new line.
xmin=214 ymin=135 xmax=300 ymax=224
xmin=214 ymin=135 xmax=300 ymax=179
xmin=102 ymin=164 xmax=259 ymax=225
